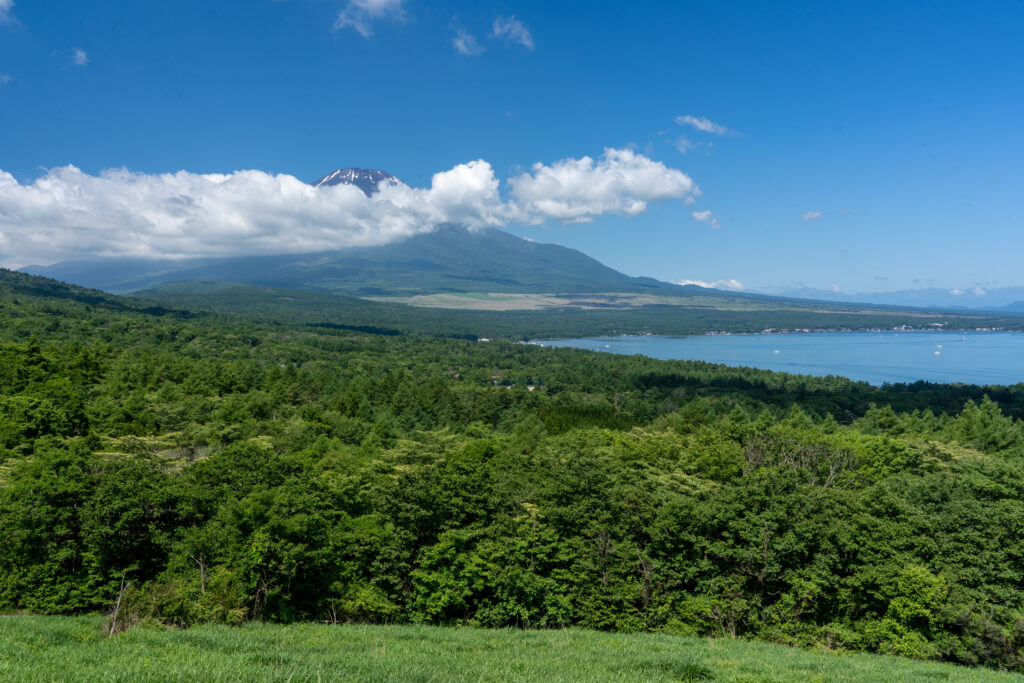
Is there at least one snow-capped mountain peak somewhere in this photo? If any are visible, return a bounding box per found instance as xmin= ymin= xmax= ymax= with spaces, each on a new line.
xmin=311 ymin=168 xmax=403 ymax=195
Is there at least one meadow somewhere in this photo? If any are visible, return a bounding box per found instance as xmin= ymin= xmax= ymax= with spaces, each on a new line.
xmin=2 ymin=616 xmax=1021 ymax=682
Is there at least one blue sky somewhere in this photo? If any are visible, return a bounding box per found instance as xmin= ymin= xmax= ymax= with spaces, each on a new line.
xmin=1 ymin=0 xmax=1022 ymax=294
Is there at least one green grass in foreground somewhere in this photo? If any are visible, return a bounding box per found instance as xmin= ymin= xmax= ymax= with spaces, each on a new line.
xmin=1 ymin=617 xmax=1022 ymax=682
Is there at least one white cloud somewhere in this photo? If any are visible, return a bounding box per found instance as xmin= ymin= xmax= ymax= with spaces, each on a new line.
xmin=691 ymin=209 xmax=720 ymax=229
xmin=675 ymin=115 xmax=731 ymax=135
xmin=950 ymin=287 xmax=986 ymax=296
xmin=675 ymin=136 xmax=695 ymax=154
xmin=673 ymin=278 xmax=745 ymax=291
xmin=830 ymin=284 xmax=840 ymax=292
xmin=801 ymin=210 xmax=823 ymax=221
xmin=0 ymin=73 xmax=12 ymax=85
xmin=72 ymin=49 xmax=89 ymax=66
xmin=0 ymin=149 xmax=696 ymax=266
xmin=334 ymin=0 xmax=405 ymax=37
xmin=492 ymin=16 xmax=534 ymax=50
xmin=0 ymin=0 xmax=14 ymax=23
xmin=508 ymin=148 xmax=697 ymax=224
xmin=0 ymin=163 xmax=506 ymax=266
xmin=452 ymin=29 xmax=484 ymax=56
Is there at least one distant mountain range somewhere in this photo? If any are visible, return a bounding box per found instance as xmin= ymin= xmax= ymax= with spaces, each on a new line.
xmin=771 ymin=286 xmax=1024 ymax=312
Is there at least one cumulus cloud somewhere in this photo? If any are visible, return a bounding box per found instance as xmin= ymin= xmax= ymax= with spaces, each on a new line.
xmin=673 ymin=278 xmax=745 ymax=291
xmin=508 ymin=148 xmax=696 ymax=223
xmin=492 ymin=16 xmax=534 ymax=50
xmin=675 ymin=115 xmax=731 ymax=135
xmin=334 ymin=0 xmax=404 ymax=37
xmin=801 ymin=210 xmax=823 ymax=221
xmin=72 ymin=49 xmax=89 ymax=66
xmin=0 ymin=163 xmax=507 ymax=266
xmin=0 ymin=149 xmax=695 ymax=266
xmin=691 ymin=209 xmax=720 ymax=229
xmin=452 ymin=28 xmax=484 ymax=56
xmin=0 ymin=0 xmax=14 ymax=23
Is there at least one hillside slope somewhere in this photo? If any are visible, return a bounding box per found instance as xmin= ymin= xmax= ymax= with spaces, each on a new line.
xmin=23 ymin=226 xmax=677 ymax=296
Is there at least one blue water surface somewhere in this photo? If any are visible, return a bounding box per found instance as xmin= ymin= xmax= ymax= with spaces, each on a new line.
xmin=540 ymin=332 xmax=1024 ymax=386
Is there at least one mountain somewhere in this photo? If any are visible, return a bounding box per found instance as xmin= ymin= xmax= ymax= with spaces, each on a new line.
xmin=24 ymin=166 xmax=691 ymax=296
xmin=23 ymin=225 xmax=679 ymax=296
xmin=772 ymin=285 xmax=1024 ymax=310
xmin=310 ymin=168 xmax=402 ymax=194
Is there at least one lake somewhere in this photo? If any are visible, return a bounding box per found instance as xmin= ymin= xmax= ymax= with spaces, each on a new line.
xmin=539 ymin=331 xmax=1024 ymax=386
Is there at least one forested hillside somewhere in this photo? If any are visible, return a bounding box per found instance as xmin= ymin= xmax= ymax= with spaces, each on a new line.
xmin=131 ymin=280 xmax=1024 ymax=341
xmin=2 ymin=269 xmax=1024 ymax=673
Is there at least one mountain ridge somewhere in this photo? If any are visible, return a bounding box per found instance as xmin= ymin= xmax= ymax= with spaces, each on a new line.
xmin=22 ymin=225 xmax=682 ymax=296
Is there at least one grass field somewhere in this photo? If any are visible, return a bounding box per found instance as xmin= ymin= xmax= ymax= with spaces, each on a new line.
xmin=365 ymin=291 xmax=803 ymax=311
xmin=363 ymin=290 xmax=989 ymax=319
xmin=1 ymin=616 xmax=1021 ymax=682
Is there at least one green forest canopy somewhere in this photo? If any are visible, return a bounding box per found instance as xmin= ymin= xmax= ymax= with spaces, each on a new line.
xmin=2 ymin=268 xmax=1024 ymax=673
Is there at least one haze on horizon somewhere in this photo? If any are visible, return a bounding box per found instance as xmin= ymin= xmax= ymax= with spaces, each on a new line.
xmin=0 ymin=0 xmax=1021 ymax=296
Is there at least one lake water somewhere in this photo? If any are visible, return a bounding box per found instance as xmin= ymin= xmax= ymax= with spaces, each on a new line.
xmin=539 ymin=332 xmax=1024 ymax=386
